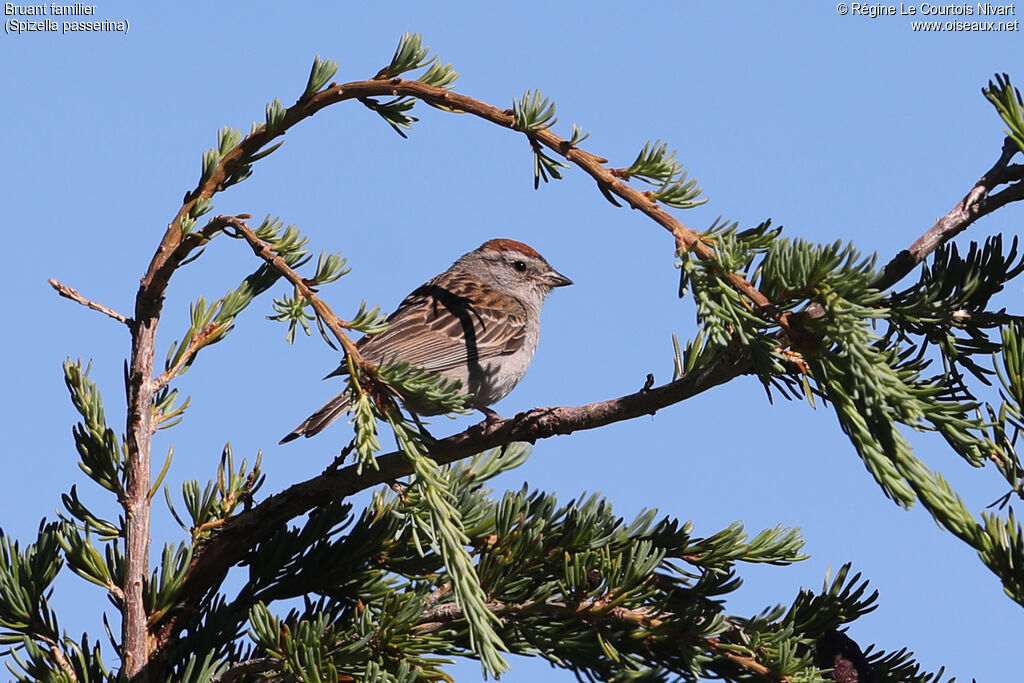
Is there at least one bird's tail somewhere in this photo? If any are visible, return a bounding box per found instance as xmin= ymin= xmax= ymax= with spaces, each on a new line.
xmin=279 ymin=391 xmax=351 ymax=444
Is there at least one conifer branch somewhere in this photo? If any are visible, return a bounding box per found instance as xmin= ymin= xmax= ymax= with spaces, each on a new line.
xmin=40 ymin=40 xmax=1020 ymax=681
xmin=415 ymin=599 xmax=788 ymax=681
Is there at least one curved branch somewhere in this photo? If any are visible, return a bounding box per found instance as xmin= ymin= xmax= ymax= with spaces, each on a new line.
xmin=164 ymin=78 xmax=772 ymax=314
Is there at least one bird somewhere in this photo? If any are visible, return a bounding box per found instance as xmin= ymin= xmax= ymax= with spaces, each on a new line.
xmin=280 ymin=238 xmax=572 ymax=443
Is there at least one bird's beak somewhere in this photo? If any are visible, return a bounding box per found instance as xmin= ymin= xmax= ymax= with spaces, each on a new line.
xmin=543 ymin=269 xmax=573 ymax=288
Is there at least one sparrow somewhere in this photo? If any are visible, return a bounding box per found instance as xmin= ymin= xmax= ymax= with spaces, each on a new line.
xmin=281 ymin=238 xmax=572 ymax=443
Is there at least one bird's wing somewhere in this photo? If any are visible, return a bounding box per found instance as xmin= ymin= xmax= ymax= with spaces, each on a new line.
xmin=341 ymin=271 xmax=529 ymax=374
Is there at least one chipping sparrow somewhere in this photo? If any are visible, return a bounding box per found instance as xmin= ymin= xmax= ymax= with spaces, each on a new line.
xmin=280 ymin=238 xmax=572 ymax=443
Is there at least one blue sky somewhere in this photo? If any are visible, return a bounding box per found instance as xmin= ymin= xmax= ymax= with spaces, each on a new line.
xmin=1 ymin=2 xmax=1021 ymax=681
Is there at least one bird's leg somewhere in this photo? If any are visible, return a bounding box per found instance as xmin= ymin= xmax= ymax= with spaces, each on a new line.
xmin=476 ymin=406 xmax=513 ymax=458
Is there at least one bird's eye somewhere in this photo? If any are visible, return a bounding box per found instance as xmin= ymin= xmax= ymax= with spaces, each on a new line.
xmin=512 ymin=260 xmax=527 ymax=272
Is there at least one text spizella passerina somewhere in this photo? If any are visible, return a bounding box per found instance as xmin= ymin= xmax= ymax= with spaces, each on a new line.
xmin=281 ymin=239 xmax=572 ymax=442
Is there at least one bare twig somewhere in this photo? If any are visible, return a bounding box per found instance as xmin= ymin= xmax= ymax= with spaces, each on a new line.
xmin=875 ymin=137 xmax=1023 ymax=291
xmin=48 ymin=278 xmax=131 ymax=326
